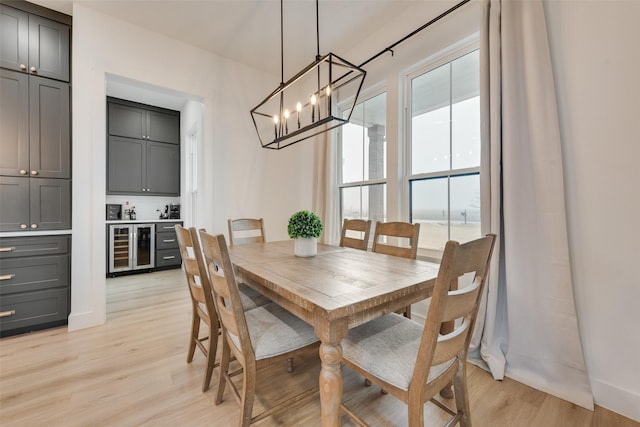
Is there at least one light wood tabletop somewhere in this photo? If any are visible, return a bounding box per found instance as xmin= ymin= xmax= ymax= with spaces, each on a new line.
xmin=228 ymin=240 xmax=440 ymax=426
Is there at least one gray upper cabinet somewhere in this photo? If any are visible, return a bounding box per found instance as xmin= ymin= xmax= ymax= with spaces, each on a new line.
xmin=0 ymin=4 xmax=70 ymax=82
xmin=107 ymin=98 xmax=180 ymax=196
xmin=0 ymin=69 xmax=70 ymax=178
xmin=0 ymin=176 xmax=70 ymax=231
xmin=108 ymin=100 xmax=180 ymax=145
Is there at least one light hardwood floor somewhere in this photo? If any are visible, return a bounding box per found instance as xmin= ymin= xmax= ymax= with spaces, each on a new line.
xmin=0 ymin=269 xmax=637 ymax=426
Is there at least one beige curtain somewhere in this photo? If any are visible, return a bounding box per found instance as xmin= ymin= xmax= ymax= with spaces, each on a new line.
xmin=470 ymin=0 xmax=593 ymax=410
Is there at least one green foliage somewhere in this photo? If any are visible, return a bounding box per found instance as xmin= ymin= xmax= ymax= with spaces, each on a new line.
xmin=287 ymin=210 xmax=323 ymax=239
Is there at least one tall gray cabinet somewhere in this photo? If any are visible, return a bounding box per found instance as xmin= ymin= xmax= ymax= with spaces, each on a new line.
xmin=0 ymin=1 xmax=71 ymax=336
xmin=107 ymin=98 xmax=180 ymax=196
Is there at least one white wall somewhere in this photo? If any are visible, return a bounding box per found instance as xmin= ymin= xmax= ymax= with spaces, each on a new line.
xmin=545 ymin=1 xmax=640 ymax=420
xmin=70 ymin=4 xmax=317 ymax=330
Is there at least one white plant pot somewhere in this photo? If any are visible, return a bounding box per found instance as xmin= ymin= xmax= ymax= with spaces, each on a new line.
xmin=294 ymin=237 xmax=317 ymax=257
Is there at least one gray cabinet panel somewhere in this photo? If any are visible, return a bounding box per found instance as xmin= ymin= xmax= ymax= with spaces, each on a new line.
xmin=0 ymin=287 xmax=69 ymax=333
xmin=0 ymin=235 xmax=69 ymax=258
xmin=108 ymin=103 xmax=146 ymax=140
xmin=27 ymin=14 xmax=69 ymax=81
xmin=29 ymin=76 xmax=70 ymax=178
xmin=0 ymin=69 xmax=29 ymax=175
xmin=146 ymin=142 xmax=179 ymax=195
xmin=107 ymin=136 xmax=145 ymax=193
xmin=29 ymin=178 xmax=70 ymax=230
xmin=155 ymin=248 xmax=180 ymax=267
xmin=148 ymin=110 xmax=180 ymax=144
xmin=0 ymin=177 xmax=70 ymax=231
xmin=155 ymin=231 xmax=178 ymax=250
xmin=0 ymin=254 xmax=69 ymax=294
xmin=0 ymin=5 xmax=28 ymax=72
xmin=0 ymin=176 xmax=29 ymax=231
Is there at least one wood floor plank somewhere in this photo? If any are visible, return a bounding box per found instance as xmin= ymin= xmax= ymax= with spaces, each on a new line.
xmin=1 ymin=269 xmax=637 ymax=426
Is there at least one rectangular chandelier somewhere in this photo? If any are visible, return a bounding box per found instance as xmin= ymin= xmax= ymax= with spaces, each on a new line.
xmin=250 ymin=52 xmax=366 ymax=150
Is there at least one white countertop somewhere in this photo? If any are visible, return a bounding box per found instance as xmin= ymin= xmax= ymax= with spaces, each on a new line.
xmin=106 ymin=219 xmax=182 ymax=224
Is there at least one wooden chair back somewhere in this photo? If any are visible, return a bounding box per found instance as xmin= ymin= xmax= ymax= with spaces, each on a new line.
xmin=227 ymin=218 xmax=265 ymax=246
xmin=339 ymin=218 xmax=372 ymax=251
xmin=199 ymin=231 xmax=255 ymax=369
xmin=175 ymin=225 xmax=219 ymax=392
xmin=412 ymin=234 xmax=496 ymax=392
xmin=371 ymin=221 xmax=420 ymax=259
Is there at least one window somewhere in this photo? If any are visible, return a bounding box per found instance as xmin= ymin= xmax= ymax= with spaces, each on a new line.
xmin=338 ymin=92 xmax=387 ymax=229
xmin=407 ymin=49 xmax=481 ymax=252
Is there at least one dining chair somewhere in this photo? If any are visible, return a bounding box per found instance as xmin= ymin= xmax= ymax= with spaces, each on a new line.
xmin=228 ymin=218 xmax=266 ymax=246
xmin=339 ymin=218 xmax=372 ymax=251
xmin=175 ymin=224 xmax=219 ymax=392
xmin=372 ymin=221 xmax=421 ymax=318
xmin=199 ymin=230 xmax=320 ymax=427
xmin=340 ymin=234 xmax=496 ymax=427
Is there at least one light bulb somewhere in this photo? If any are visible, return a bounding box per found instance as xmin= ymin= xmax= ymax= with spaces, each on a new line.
xmin=273 ymin=115 xmax=279 ymax=124
xmin=325 ymin=86 xmax=331 ymax=96
xmin=310 ymin=94 xmax=317 ymax=105
xmin=296 ymin=102 xmax=302 ymax=112
xmin=284 ymin=109 xmax=290 ymax=119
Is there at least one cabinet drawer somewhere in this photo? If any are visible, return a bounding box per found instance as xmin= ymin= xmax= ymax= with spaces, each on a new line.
xmin=156 ymin=248 xmax=181 ymax=267
xmin=0 ymin=235 xmax=70 ymax=259
xmin=155 ymin=222 xmax=181 ymax=232
xmin=0 ymin=254 xmax=69 ymax=295
xmin=156 ymin=232 xmax=178 ymax=250
xmin=0 ymin=287 xmax=69 ymax=333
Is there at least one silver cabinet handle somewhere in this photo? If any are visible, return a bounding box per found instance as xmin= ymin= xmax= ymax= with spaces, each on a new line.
xmin=30 ymin=170 xmax=39 ymax=176
xmin=19 ymin=169 xmax=28 ymax=175
xmin=162 ymin=226 xmax=174 ymax=229
xmin=30 ymin=66 xmax=37 ymax=73
xmin=163 ymin=256 xmax=176 ymax=260
xmin=20 ymin=224 xmax=27 ymax=229
xmin=0 ymin=247 xmax=15 ymax=252
xmin=20 ymin=64 xmax=27 ymax=70
xmin=0 ymin=310 xmax=16 ymax=318
xmin=163 ymin=239 xmax=175 ymax=243
xmin=31 ymin=224 xmax=38 ymax=229
xmin=0 ymin=274 xmax=15 ymax=280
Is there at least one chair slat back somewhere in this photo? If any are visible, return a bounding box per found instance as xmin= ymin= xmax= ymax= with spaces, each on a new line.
xmin=175 ymin=225 xmax=216 ymax=320
xmin=339 ymin=219 xmax=372 ymax=251
xmin=413 ymin=234 xmax=496 ymax=385
xmin=199 ymin=230 xmax=254 ymax=366
xmin=228 ymin=218 xmax=265 ymax=246
xmin=371 ymin=221 xmax=420 ymax=259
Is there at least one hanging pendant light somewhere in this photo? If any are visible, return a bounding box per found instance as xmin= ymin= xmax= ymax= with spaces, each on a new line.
xmin=251 ymin=0 xmax=366 ymax=150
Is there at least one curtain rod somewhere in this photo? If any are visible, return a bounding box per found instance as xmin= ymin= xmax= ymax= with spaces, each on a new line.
xmin=358 ymin=0 xmax=471 ymax=69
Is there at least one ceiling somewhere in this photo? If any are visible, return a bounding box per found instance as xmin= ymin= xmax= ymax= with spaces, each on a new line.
xmin=29 ymin=0 xmax=429 ymax=78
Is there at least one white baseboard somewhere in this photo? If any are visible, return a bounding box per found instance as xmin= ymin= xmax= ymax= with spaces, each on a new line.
xmin=67 ymin=310 xmax=105 ymax=332
xmin=591 ymin=377 xmax=640 ymax=422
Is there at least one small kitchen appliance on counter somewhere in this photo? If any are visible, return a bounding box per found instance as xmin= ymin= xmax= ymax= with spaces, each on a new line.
xmin=169 ymin=204 xmax=180 ymax=219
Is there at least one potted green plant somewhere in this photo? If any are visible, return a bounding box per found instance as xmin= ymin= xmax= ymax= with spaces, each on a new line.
xmin=287 ymin=210 xmax=323 ymax=257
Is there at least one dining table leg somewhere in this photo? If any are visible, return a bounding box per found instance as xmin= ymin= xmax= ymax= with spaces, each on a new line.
xmin=315 ymin=314 xmax=348 ymax=427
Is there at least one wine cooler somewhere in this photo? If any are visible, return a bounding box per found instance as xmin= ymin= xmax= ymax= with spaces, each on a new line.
xmin=108 ymin=224 xmax=155 ymax=274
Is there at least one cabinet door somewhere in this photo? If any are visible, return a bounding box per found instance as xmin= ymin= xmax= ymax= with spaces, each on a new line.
xmin=0 ymin=69 xmax=29 ymax=176
xmin=29 ymin=178 xmax=70 ymax=230
xmin=107 ymin=136 xmax=145 ymax=194
xmin=146 ymin=141 xmax=180 ymax=196
xmin=0 ymin=5 xmax=29 ymax=73
xmin=0 ymin=176 xmax=30 ymax=231
xmin=29 ymin=76 xmax=70 ymax=178
xmin=108 ymin=103 xmax=146 ymax=140
xmin=27 ymin=14 xmax=69 ymax=82
xmin=148 ymin=110 xmax=180 ymax=144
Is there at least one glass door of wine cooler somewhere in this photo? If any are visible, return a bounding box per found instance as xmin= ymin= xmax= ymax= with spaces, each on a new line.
xmin=133 ymin=224 xmax=155 ymax=270
xmin=109 ymin=225 xmax=133 ymax=272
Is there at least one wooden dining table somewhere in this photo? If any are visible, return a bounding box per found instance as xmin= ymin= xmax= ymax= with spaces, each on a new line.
xmin=228 ymin=240 xmax=440 ymax=426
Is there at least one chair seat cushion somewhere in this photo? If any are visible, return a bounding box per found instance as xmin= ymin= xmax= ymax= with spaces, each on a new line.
xmin=235 ymin=302 xmax=319 ymax=360
xmin=342 ymin=313 xmax=455 ymax=391
xmin=238 ymin=282 xmax=271 ymax=309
